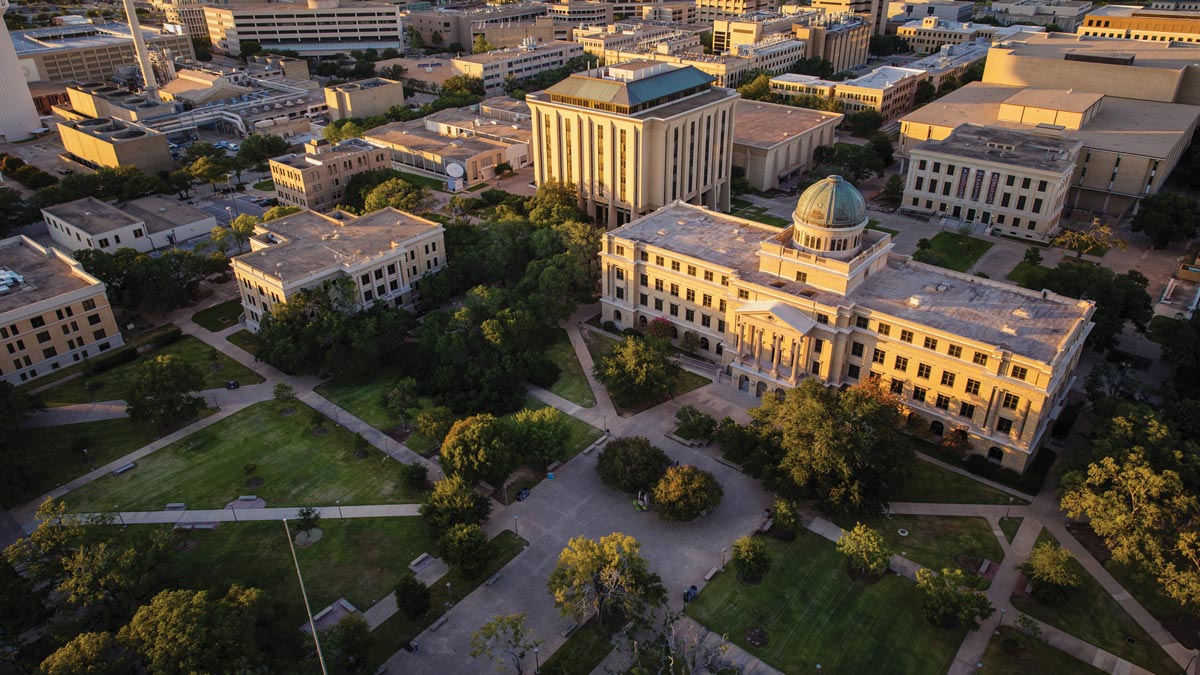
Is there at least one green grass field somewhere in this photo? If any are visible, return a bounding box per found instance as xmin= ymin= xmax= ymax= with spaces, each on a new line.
xmin=544 ymin=327 xmax=596 ymax=407
xmin=688 ymin=529 xmax=966 ymax=674
xmin=927 ymin=232 xmax=993 ymax=272
xmin=252 ymin=179 xmax=275 ymax=191
xmin=832 ymin=515 xmax=1003 ymax=573
xmin=981 ymin=626 xmax=1106 ymax=675
xmin=192 ymin=300 xmax=244 ymax=332
xmin=225 ymin=329 xmax=263 ymax=356
xmin=38 ymin=335 xmax=263 ymax=407
xmin=1000 ymin=518 xmax=1022 ymax=544
xmin=315 ymin=360 xmax=411 ymax=431
xmin=868 ymin=219 xmax=900 ymax=236
xmin=539 ymin=614 xmax=622 ymax=675
xmin=1012 ymin=530 xmax=1181 ymax=675
xmin=896 ymin=459 xmax=1021 ymax=505
xmin=582 ymin=331 xmax=710 ymax=416
xmin=398 ymin=170 xmax=447 ymax=192
xmin=64 ymin=400 xmax=423 ymax=512
xmin=16 ymin=324 xmax=182 ymax=395
xmin=731 ymin=201 xmax=790 ymax=228
xmin=1005 ymin=261 xmax=1052 ymax=290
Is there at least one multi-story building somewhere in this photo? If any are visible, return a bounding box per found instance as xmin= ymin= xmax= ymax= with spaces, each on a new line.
xmin=695 ymin=0 xmax=779 ymax=21
xmin=886 ymin=0 xmax=974 ymax=25
xmin=452 ymin=40 xmax=585 ymax=95
xmin=528 ymin=61 xmax=738 ymax=228
xmin=732 ymin=100 xmax=843 ymax=191
xmin=152 ymin=0 xmax=258 ymax=37
xmin=324 ymin=78 xmax=405 ymax=121
xmin=0 ymin=235 xmax=124 ymax=385
xmin=769 ymin=73 xmax=840 ymax=97
xmin=230 ymin=208 xmax=445 ymax=331
xmin=729 ymin=34 xmax=807 ymax=73
xmin=597 ymin=177 xmax=1095 ymax=471
xmin=1152 ymin=0 xmax=1200 ymax=9
xmin=902 ymin=124 xmax=1081 ymax=240
xmin=712 ymin=11 xmax=815 ymax=52
xmin=898 ymin=82 xmax=1200 ymax=215
xmin=270 ymin=138 xmax=391 ymax=211
xmin=815 ymin=0 xmax=888 ymax=33
xmin=0 ymin=0 xmax=39 ymax=143
xmin=983 ymin=0 xmax=1093 ymax=30
xmin=547 ymin=1 xmax=614 ymax=30
xmin=906 ymin=41 xmax=989 ymax=88
xmin=641 ymin=2 xmax=698 ymax=23
xmin=406 ymin=4 xmax=550 ymax=51
xmin=1078 ymin=5 xmax=1200 ymax=42
xmin=836 ymin=66 xmax=926 ymax=120
xmin=12 ymin=21 xmax=194 ymax=83
xmin=898 ymin=17 xmax=1043 ymax=53
xmin=585 ymin=0 xmax=662 ymax=19
xmin=204 ymin=0 xmax=404 ymax=56
xmin=58 ymin=117 xmax=174 ymax=175
xmin=42 ymin=195 xmax=216 ymax=253
xmin=793 ymin=13 xmax=872 ymax=72
xmin=574 ymin=23 xmax=702 ymax=57
xmin=594 ymin=47 xmax=755 ymax=87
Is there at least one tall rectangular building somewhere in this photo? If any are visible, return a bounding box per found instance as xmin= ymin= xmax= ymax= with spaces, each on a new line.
xmin=527 ymin=61 xmax=738 ymax=228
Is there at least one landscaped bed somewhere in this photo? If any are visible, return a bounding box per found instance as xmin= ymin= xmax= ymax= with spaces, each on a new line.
xmin=538 ymin=613 xmax=623 ymax=675
xmin=687 ymin=529 xmax=966 ymax=674
xmin=1005 ymin=261 xmax=1052 ymax=290
xmin=543 ymin=327 xmax=596 ymax=407
xmin=927 ymin=232 xmax=993 ymax=272
xmin=831 ymin=514 xmax=1004 ymax=574
xmin=64 ymin=400 xmax=424 ymax=512
xmin=581 ymin=330 xmax=710 ymax=416
xmin=192 ymin=299 xmax=245 ymax=332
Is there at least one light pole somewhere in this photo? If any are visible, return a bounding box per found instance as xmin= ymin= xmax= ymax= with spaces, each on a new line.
xmin=533 ymin=646 xmax=540 ymax=674
xmin=513 ymin=515 xmax=519 ymax=537
xmin=116 ymin=506 xmax=125 ymax=527
xmin=284 ymin=519 xmax=330 ymax=675
xmin=721 ymin=547 xmax=728 ymax=570
xmin=995 ymin=607 xmax=1006 ymax=635
xmin=446 ymin=581 xmax=453 ymax=608
xmin=976 ymin=662 xmax=983 ymax=674
xmin=336 ymin=499 xmax=344 ymax=523
xmin=602 ymin=413 xmax=608 ymax=434
xmin=1006 ymin=497 xmax=1013 ymax=519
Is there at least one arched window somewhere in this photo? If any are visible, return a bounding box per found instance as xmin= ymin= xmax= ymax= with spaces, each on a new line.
xmin=930 ymin=420 xmax=945 ymax=436
xmin=613 ymin=310 xmax=622 ymax=323
xmin=988 ymin=447 xmax=1004 ymax=463
xmin=638 ymin=316 xmax=648 ymax=326
xmin=699 ymin=337 xmax=710 ymax=351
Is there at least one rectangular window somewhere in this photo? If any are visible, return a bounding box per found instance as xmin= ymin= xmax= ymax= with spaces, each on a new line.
xmin=1022 ymin=177 xmax=1032 ymax=189
xmin=1002 ymin=393 xmax=1020 ymax=409
xmin=878 ymin=323 xmax=891 ymax=336
xmin=847 ymin=364 xmax=861 ymax=379
xmin=796 ymin=271 xmax=808 ymax=283
xmin=704 ymin=271 xmax=713 ymax=282
xmin=654 ymin=298 xmax=663 ymax=310
xmin=671 ymin=261 xmax=680 ymax=272
xmin=941 ymin=371 xmax=956 ymax=387
xmin=917 ymin=363 xmax=932 ymax=379
xmin=816 ymin=314 xmax=829 ymax=325
xmin=30 ymin=316 xmax=45 ymax=328
xmin=965 ymin=379 xmax=981 ymax=395
xmin=947 ymin=344 xmax=962 ymax=358
xmin=669 ymin=304 xmax=679 ymax=317
xmin=890 ymin=379 xmax=905 ymax=395
xmin=912 ymin=386 xmax=927 ymax=403
xmin=996 ymin=417 xmax=1014 ymax=433
xmin=719 ymin=300 xmax=727 ymax=312
xmin=1010 ymin=365 xmax=1028 ymax=381
xmin=935 ymin=394 xmax=951 ymax=410
xmin=900 ymin=330 xmax=914 ymax=343
xmin=655 ymin=255 xmax=664 ymax=266
xmin=655 ymin=279 xmax=664 ymax=292
xmin=872 ymin=349 xmax=886 ymax=364
xmin=686 ymin=289 xmax=695 ymax=302
xmin=669 ymin=284 xmax=679 ymax=297
xmin=616 ymin=245 xmax=625 ymax=256
xmin=640 ymin=293 xmax=648 ymax=306
xmin=856 ymin=317 xmax=869 ymax=329
xmin=615 ymin=268 xmax=625 ymax=281
xmin=36 ymin=331 xmax=51 ymax=344
xmin=641 ymin=274 xmax=649 ymax=286
xmin=851 ymin=341 xmax=864 ymax=357
xmin=686 ymin=265 xmax=696 ymax=276
xmin=92 ymin=329 xmax=106 ymax=340
xmin=1037 ymin=180 xmax=1047 ymax=192
xmin=42 ymin=346 xmax=57 ymax=359
xmin=702 ymin=294 xmax=712 ymax=307
xmin=894 ymin=356 xmax=909 ymax=372
xmin=701 ymin=314 xmax=711 ymax=327
xmin=973 ymin=352 xmax=988 ymax=366
xmin=923 ymin=337 xmax=938 ymax=350
xmin=82 ymin=299 xmax=96 ymax=311
xmin=685 ymin=309 xmax=694 ymax=321
xmin=737 ymin=289 xmax=749 ymax=300
xmin=615 ymin=288 xmax=625 ymax=300
xmin=718 ymin=319 xmax=726 ymax=333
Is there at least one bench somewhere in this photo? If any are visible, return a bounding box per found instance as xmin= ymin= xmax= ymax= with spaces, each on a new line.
xmin=546 ymin=461 xmax=562 ymax=473
xmin=485 ymin=572 xmax=503 ymax=587
xmin=560 ymin=622 xmax=581 ymax=638
xmin=338 ymin=599 xmax=357 ymax=612
xmin=430 ymin=616 xmax=448 ymax=632
xmin=979 ymin=560 xmax=991 ymax=575
xmin=112 ymin=462 xmax=136 ymax=475
xmin=313 ymin=606 xmax=333 ymax=622
xmin=715 ymin=457 xmax=744 ymax=473
xmin=760 ymin=518 xmax=774 ymax=533
xmin=238 ymin=495 xmax=257 ymax=502
xmin=410 ymin=553 xmax=430 ymax=568
xmin=165 ymin=503 xmax=186 ymax=511
xmin=703 ymin=566 xmax=720 ymax=581
xmin=478 ymin=481 xmax=496 ymax=494
xmin=190 ymin=523 xmax=217 ymax=531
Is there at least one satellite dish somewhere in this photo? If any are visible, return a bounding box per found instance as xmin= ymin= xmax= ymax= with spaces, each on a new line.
xmin=446 ymin=164 xmax=464 ymax=178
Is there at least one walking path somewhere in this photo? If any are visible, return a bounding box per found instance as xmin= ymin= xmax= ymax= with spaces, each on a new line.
xmin=78 ymin=503 xmax=420 ymax=526
xmin=24 ymin=402 xmax=130 ymax=427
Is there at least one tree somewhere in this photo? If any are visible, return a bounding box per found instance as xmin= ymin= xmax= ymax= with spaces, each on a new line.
xmin=674 ymin=405 xmax=716 ymax=441
xmin=125 ymin=355 xmax=203 ymax=429
xmin=879 ymin=174 xmax=904 ymax=206
xmin=187 ymin=155 xmax=230 ymax=193
xmin=384 ymin=376 xmax=419 ymax=424
xmin=420 ymin=474 xmax=492 ymax=536
xmin=1023 ymin=246 xmax=1043 ymax=266
xmin=750 ymin=379 xmax=908 ymax=515
xmin=914 ymin=79 xmax=938 ymax=106
xmin=239 ymin=40 xmax=262 ymax=60
xmin=869 ymin=132 xmax=894 ymax=167
xmin=916 ymin=568 xmax=994 ymax=630
xmin=1020 ymin=540 xmax=1080 ymax=605
xmin=623 ymin=609 xmax=737 ymax=675
xmin=593 ymin=336 xmax=680 ymax=409
xmin=212 ymin=213 xmax=258 ymax=253
xmin=472 ymin=34 xmax=496 ymax=53
xmin=443 ymin=74 xmax=485 ymax=97
xmin=39 ymin=632 xmax=131 ymax=675
xmin=237 ymin=133 xmax=289 ymax=171
xmin=843 ymin=109 xmax=884 ymax=135
xmin=439 ymin=414 xmax=517 ymax=485
xmin=56 ymin=527 xmax=173 ymax=614
xmin=547 ymin=532 xmax=665 ymax=623
xmin=1052 ymin=219 xmax=1126 ymax=259
xmin=1041 ymin=262 xmax=1152 ymax=350
xmin=262 ymin=204 xmax=302 ymax=222
xmin=1130 ymin=192 xmax=1200 ymax=248
xmin=527 ymin=179 xmax=584 ymax=228
xmin=651 ymin=465 xmax=723 ymax=521
xmin=471 ymin=613 xmax=542 ymax=675
xmin=294 ymin=506 xmax=321 ymax=537
xmin=494 ymin=161 xmax=513 ymax=179
xmin=430 ymin=30 xmax=444 ymax=46
xmin=836 ymin=522 xmax=891 ymax=577
xmin=273 ymin=382 xmax=296 ymax=408
xmin=395 ymin=572 xmax=432 ymax=619
xmin=322 ymin=614 xmax=371 ymax=674
xmin=736 ymin=73 xmax=776 ymax=102
xmin=362 ymin=177 xmax=433 ymax=214
xmin=417 ymin=405 xmax=456 ymax=445
xmin=507 ymin=406 xmax=570 ymax=465
xmin=439 ymin=522 xmax=489 ymax=578
xmin=596 ymin=437 xmax=671 ymax=494
xmin=406 ymin=25 xmax=426 ymax=50
xmin=812 ymin=143 xmax=885 ymax=183
xmin=732 ymin=535 xmax=770 ymax=582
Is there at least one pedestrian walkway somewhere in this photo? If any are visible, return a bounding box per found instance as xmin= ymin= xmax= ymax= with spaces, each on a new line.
xmin=24 ymin=402 xmax=129 ymax=427
xmin=76 ymin=503 xmax=420 ymax=526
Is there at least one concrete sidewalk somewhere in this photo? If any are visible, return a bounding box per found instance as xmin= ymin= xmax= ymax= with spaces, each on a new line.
xmin=77 ymin=503 xmax=420 ymax=526
xmin=24 ymin=402 xmax=129 ymax=427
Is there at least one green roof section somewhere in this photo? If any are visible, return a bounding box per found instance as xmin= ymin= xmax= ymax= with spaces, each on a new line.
xmin=544 ymin=65 xmax=715 ymax=108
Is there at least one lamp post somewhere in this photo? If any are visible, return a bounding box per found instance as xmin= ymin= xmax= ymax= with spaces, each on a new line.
xmin=513 ymin=515 xmax=519 ymax=537
xmin=336 ymin=499 xmax=344 ymax=523
xmin=1006 ymin=497 xmax=1013 ymax=519
xmin=446 ymin=581 xmax=453 ymax=608
xmin=721 ymin=547 xmax=728 ymax=570
xmin=533 ymin=646 xmax=540 ymax=674
xmin=976 ymin=662 xmax=983 ymax=673
xmin=995 ymin=607 xmax=1006 ymax=635
xmin=602 ymin=413 xmax=607 ymax=434
xmin=116 ymin=506 xmax=125 ymax=527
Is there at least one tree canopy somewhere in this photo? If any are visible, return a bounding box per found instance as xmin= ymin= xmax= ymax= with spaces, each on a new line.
xmin=593 ymin=336 xmax=680 ymax=409
xmin=125 ymin=355 xmax=203 ymax=429
xmin=1130 ymin=192 xmax=1200 ymax=248
xmin=547 ymin=533 xmax=665 ymax=623
xmin=596 ymin=437 xmax=671 ymax=494
xmin=1041 ymin=262 xmax=1152 ymax=350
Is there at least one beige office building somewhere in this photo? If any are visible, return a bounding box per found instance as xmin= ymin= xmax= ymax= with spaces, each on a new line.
xmin=642 ymin=2 xmax=698 ymax=23
xmin=695 ymin=0 xmax=780 ymax=21
xmin=793 ymin=13 xmax=872 ymax=72
xmin=836 ymin=66 xmax=927 ymax=120
xmin=270 ymin=138 xmax=391 ymax=211
xmin=906 ymin=41 xmax=989 ymax=88
xmin=528 ymin=61 xmax=738 ymax=228
xmin=204 ymin=0 xmax=404 ymax=56
xmin=12 ymin=21 xmax=194 ymax=83
xmin=58 ymin=117 xmax=174 ymax=175
xmin=547 ymin=1 xmax=614 ymax=29
xmin=0 ymin=236 xmax=124 ymax=385
xmin=405 ymin=4 xmax=551 ymax=51
xmin=230 ymin=208 xmax=445 ymax=331
xmin=732 ymin=100 xmax=842 ymax=191
xmin=712 ymin=13 xmax=807 ymax=52
xmin=453 ymin=40 xmax=585 ymax=95
xmin=898 ymin=17 xmax=1043 ymax=53
xmin=43 ymin=196 xmax=216 ymax=253
xmin=1077 ymin=5 xmax=1200 ymax=42
xmin=325 ymin=78 xmax=405 ymax=121
xmin=903 ymin=124 xmax=1081 ymax=240
xmin=983 ymin=0 xmax=1093 ymax=30
xmin=575 ymin=24 xmax=703 ymax=58
xmin=598 ymin=178 xmax=1095 ymax=471
xmin=813 ymin=0 xmax=888 ymax=34
xmin=153 ymin=0 xmax=259 ymax=37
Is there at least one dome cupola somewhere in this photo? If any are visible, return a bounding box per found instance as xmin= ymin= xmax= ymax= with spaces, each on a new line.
xmin=790 ymin=175 xmax=869 ymax=261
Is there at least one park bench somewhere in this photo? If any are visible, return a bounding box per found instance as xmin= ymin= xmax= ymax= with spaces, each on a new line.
xmin=338 ymin=599 xmax=357 ymax=612
xmin=979 ymin=560 xmax=991 ymax=575
xmin=703 ymin=566 xmax=720 ymax=581
xmin=430 ymin=616 xmax=448 ymax=631
xmin=715 ymin=457 xmax=744 ymax=473
xmin=560 ymin=622 xmax=581 ymax=638
xmin=238 ymin=495 xmax=257 ymax=502
xmin=190 ymin=523 xmax=217 ymax=530
xmin=112 ymin=462 xmax=136 ymax=475
xmin=760 ymin=518 xmax=774 ymax=533
xmin=165 ymin=503 xmax=186 ymax=511
xmin=546 ymin=461 xmax=562 ymax=473
xmin=313 ymin=606 xmax=333 ymax=622
xmin=410 ymin=553 xmax=430 ymax=568
xmin=485 ymin=572 xmax=503 ymax=587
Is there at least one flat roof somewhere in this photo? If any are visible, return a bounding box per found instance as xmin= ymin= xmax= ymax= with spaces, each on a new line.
xmin=0 ymin=237 xmax=95 ymax=315
xmin=272 ymin=138 xmax=378 ymax=169
xmin=992 ymin=31 xmax=1200 ymax=69
xmin=1087 ymin=4 xmax=1200 ymax=17
xmin=732 ymin=100 xmax=842 ymax=148
xmin=424 ymin=108 xmax=532 ymax=144
xmin=121 ymin=196 xmax=213 ymax=234
xmin=234 ymin=208 xmax=441 ymax=280
xmin=365 ymin=119 xmax=509 ymax=160
xmin=328 ymin=77 xmax=403 ymax=92
xmin=454 ymin=40 xmax=580 ymax=65
xmin=842 ymin=66 xmax=926 ymax=90
xmin=541 ymin=63 xmax=715 ymax=107
xmin=770 ymin=73 xmax=839 ymax=87
xmin=42 ymin=197 xmax=140 ymax=235
xmin=1002 ymin=87 xmax=1104 ymax=112
xmin=611 ymin=202 xmax=1092 ymax=363
xmin=11 ymin=22 xmax=175 ymax=55
xmin=912 ymin=123 xmax=1081 ymax=171
xmin=907 ymin=42 xmax=989 ymax=71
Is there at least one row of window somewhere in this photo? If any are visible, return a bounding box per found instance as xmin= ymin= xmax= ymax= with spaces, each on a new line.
xmin=2 ymin=300 xmax=100 ymax=340
xmin=843 ymin=369 xmax=1023 ymax=435
xmin=5 ymin=333 xmax=110 ymax=378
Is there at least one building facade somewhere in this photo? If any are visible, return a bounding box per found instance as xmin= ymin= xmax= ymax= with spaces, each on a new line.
xmin=405 ymin=4 xmax=550 ymax=51
xmin=793 ymin=13 xmax=872 ymax=72
xmin=204 ymin=0 xmax=404 ymax=56
xmin=12 ymin=21 xmax=194 ymax=83
xmin=1077 ymin=5 xmax=1200 ymax=42
xmin=0 ymin=235 xmax=124 ymax=385
xmin=58 ymin=117 xmax=174 ymax=174
xmin=813 ymin=0 xmax=888 ymax=33
xmin=906 ymin=41 xmax=989 ymax=88
xmin=270 ymin=138 xmax=391 ymax=211
xmin=836 ymin=66 xmax=927 ymax=120
xmin=983 ymin=0 xmax=1093 ymax=30
xmin=887 ymin=0 xmax=974 ymax=25
xmin=230 ymin=208 xmax=445 ymax=331
xmin=597 ymin=177 xmax=1095 ymax=471
xmin=453 ymin=40 xmax=585 ymax=95
xmin=527 ymin=61 xmax=738 ymax=228
xmin=732 ymin=100 xmax=842 ymax=191
xmin=324 ymin=78 xmax=405 ymax=121
xmin=695 ymin=0 xmax=780 ymax=21
xmin=897 ymin=17 xmax=1042 ymax=53
xmin=43 ymin=195 xmax=216 ymax=253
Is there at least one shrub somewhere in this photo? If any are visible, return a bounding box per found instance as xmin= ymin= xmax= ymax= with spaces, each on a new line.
xmin=394 ymin=573 xmax=431 ymax=619
xmin=399 ymin=462 xmax=428 ymax=491
xmin=836 ymin=522 xmax=891 ymax=577
xmin=595 ymin=437 xmax=671 ymax=494
xmin=526 ymin=355 xmax=561 ymax=389
xmin=916 ymin=568 xmax=993 ymax=630
xmin=732 ymin=536 xmax=770 ymax=582
xmin=1020 ymin=540 xmax=1080 ymax=605
xmin=149 ymin=327 xmax=183 ymax=349
xmin=651 ymin=465 xmax=723 ymax=521
xmin=601 ymin=321 xmax=618 ymax=333
xmin=674 ymin=405 xmax=716 ymax=441
xmin=82 ymin=347 xmax=138 ymax=375
xmin=438 ymin=523 xmax=488 ymax=579
xmin=419 ymin=474 xmax=491 ymax=537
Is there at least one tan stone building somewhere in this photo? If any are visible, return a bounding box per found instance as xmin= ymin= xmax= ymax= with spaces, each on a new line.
xmin=905 ymin=41 xmax=989 ymax=88
xmin=903 ymin=124 xmax=1081 ymax=240
xmin=732 ymin=100 xmax=843 ymax=191
xmin=270 ymin=138 xmax=391 ymax=211
xmin=405 ymin=4 xmax=551 ymax=51
xmin=0 ymin=235 xmax=124 ymax=385
xmin=43 ymin=196 xmax=216 ymax=253
xmin=597 ymin=177 xmax=1095 ymax=471
xmin=1077 ymin=5 xmax=1200 ymax=42
xmin=528 ymin=61 xmax=738 ymax=228
xmin=641 ymin=2 xmax=698 ymax=23
xmin=204 ymin=0 xmax=404 ymax=56
xmin=324 ymin=78 xmax=405 ymax=122
xmin=575 ymin=23 xmax=703 ymax=57
xmin=982 ymin=0 xmax=1093 ymax=30
xmin=12 ymin=22 xmax=194 ymax=83
xmin=836 ymin=66 xmax=927 ymax=120
xmin=58 ymin=117 xmax=174 ymax=175
xmin=898 ymin=17 xmax=1043 ymax=53
xmin=793 ymin=13 xmax=872 ymax=72
xmin=813 ymin=0 xmax=888 ymax=34
xmin=695 ymin=0 xmax=779 ymax=21
xmin=453 ymin=40 xmax=585 ymax=95
xmin=230 ymin=208 xmax=446 ymax=332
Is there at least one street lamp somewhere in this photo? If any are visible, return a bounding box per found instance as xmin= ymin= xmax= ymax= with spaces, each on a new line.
xmin=116 ymin=506 xmax=125 ymax=527
xmin=602 ymin=413 xmax=608 ymax=434
xmin=446 ymin=581 xmax=453 ymax=608
xmin=721 ymin=547 xmax=728 ymax=570
xmin=976 ymin=662 xmax=983 ymax=673
xmin=513 ymin=515 xmax=519 ymax=537
xmin=995 ymin=607 xmax=1006 ymax=635
xmin=533 ymin=646 xmax=540 ymax=674
xmin=1006 ymin=497 xmax=1013 ymax=519
xmin=336 ymin=499 xmax=344 ymax=523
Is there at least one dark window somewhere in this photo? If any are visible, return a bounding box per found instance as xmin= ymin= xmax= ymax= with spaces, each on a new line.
xmin=890 ymin=379 xmax=904 ymax=394
xmin=856 ymin=317 xmax=869 ymax=329
xmin=847 ymin=364 xmax=860 ymax=379
xmin=941 ymin=371 xmax=956 ymax=387
xmin=912 ymin=386 xmax=927 ymax=402
xmin=960 ymin=402 xmax=976 ymax=419
xmin=894 ymin=356 xmax=909 ymax=371
xmin=935 ymin=394 xmax=951 ymax=410
xmin=88 ymin=314 xmax=102 ymax=326
xmin=36 ymin=331 xmax=51 ymax=344
xmin=996 ymin=418 xmax=1014 ymax=433
xmin=851 ymin=341 xmax=864 ymax=357
xmin=872 ymin=348 xmax=886 ymax=364
xmin=30 ymin=316 xmax=45 ymax=328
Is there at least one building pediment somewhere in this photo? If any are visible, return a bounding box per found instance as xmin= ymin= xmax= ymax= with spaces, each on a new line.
xmin=734 ymin=300 xmax=817 ymax=335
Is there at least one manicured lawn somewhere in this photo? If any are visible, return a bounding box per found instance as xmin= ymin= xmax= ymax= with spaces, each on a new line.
xmin=545 ymin=328 xmax=596 ymax=408
xmin=226 ymin=329 xmax=263 ymax=356
xmin=191 ymin=299 xmax=244 ymax=331
xmin=4 ymin=418 xmax=161 ymax=508
xmin=16 ymin=324 xmax=182 ymax=395
xmin=64 ymin=400 xmax=423 ymax=512
xmin=1012 ymin=530 xmax=1181 ymax=675
xmin=38 ymin=336 xmax=263 ymax=407
xmin=1005 ymin=261 xmax=1052 ymax=290
xmin=926 ymin=232 xmax=993 ymax=272
xmin=867 ymin=219 xmax=900 ymax=236
xmin=398 ymin=170 xmax=447 ymax=192
xmin=1000 ymin=517 xmax=1022 ymax=544
xmin=688 ymin=530 xmax=966 ymax=674
xmin=732 ymin=204 xmax=790 ymax=228
xmin=582 ymin=330 xmax=710 ymax=416
xmin=896 ymin=458 xmax=1022 ymax=505
xmin=540 ymin=614 xmax=622 ymax=675
xmin=252 ymin=179 xmax=274 ymax=191
xmin=522 ymin=395 xmax=602 ymax=461
xmin=981 ymin=626 xmax=1106 ymax=675
xmin=833 ymin=515 xmax=1004 ymax=573
xmin=1106 ymin=558 xmax=1196 ymax=646
xmin=315 ymin=360 xmax=410 ymax=431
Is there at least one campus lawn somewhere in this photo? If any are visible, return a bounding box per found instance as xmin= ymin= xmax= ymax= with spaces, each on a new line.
xmin=191 ymin=299 xmax=244 ymax=332
xmin=583 ymin=331 xmax=710 ymax=416
xmin=4 ymin=418 xmax=161 ymax=508
xmin=980 ymin=626 xmax=1107 ymax=675
xmin=252 ymin=179 xmax=274 ymax=191
xmin=687 ymin=529 xmax=966 ymax=674
xmin=539 ymin=614 xmax=622 ymax=675
xmin=38 ymin=335 xmax=263 ymax=407
xmin=1005 ymin=261 xmax=1052 ymax=290
xmin=730 ymin=200 xmax=790 ymax=228
xmin=1012 ymin=530 xmax=1181 ymax=675
xmin=64 ymin=400 xmax=423 ymax=512
xmin=397 ymin=170 xmax=447 ymax=192
xmin=15 ymin=324 xmax=183 ymax=395
xmin=1105 ymin=558 xmax=1198 ymax=652
xmin=867 ymin=219 xmax=900 ymax=236
xmin=314 ymin=360 xmax=411 ymax=430
xmin=225 ymin=329 xmax=263 ymax=356
xmin=832 ymin=514 xmax=1004 ymax=573
xmin=895 ymin=459 xmax=1021 ymax=505
xmin=927 ymin=232 xmax=993 ymax=272
xmin=544 ymin=327 xmax=596 ymax=408
xmin=1000 ymin=518 xmax=1022 ymax=544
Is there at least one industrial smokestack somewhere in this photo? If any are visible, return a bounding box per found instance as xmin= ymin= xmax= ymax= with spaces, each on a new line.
xmin=120 ymin=0 xmax=158 ymax=95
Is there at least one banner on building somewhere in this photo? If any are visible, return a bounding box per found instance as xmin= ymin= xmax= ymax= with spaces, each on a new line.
xmin=985 ymin=172 xmax=999 ymax=205
xmin=971 ymin=169 xmax=985 ymax=201
xmin=957 ymin=167 xmax=970 ymax=199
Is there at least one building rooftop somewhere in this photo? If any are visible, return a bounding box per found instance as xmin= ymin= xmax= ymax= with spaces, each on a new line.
xmin=121 ymin=196 xmax=213 ymax=234
xmin=454 ymin=40 xmax=580 ymax=65
xmin=842 ymin=66 xmax=926 ymax=90
xmin=770 ymin=73 xmax=840 ymax=87
xmin=991 ymin=31 xmax=1200 ymax=69
xmin=11 ymin=22 xmax=174 ymax=55
xmin=611 ymin=202 xmax=1092 ymax=363
xmin=1086 ymin=4 xmax=1200 ymax=17
xmin=423 ymin=108 xmax=532 ymax=144
xmin=365 ymin=119 xmax=509 ymax=160
xmin=42 ymin=197 xmax=140 ymax=236
xmin=327 ymin=77 xmax=402 ymax=92
xmin=732 ymin=100 xmax=842 ymax=148
xmin=0 ymin=237 xmax=97 ymax=315
xmin=272 ymin=138 xmax=378 ymax=169
xmin=908 ymin=42 xmax=990 ymax=72
xmin=539 ymin=62 xmax=714 ymax=108
xmin=912 ymin=124 xmax=1081 ymax=172
xmin=234 ymin=208 xmax=441 ymax=281
xmin=1002 ymin=87 xmax=1103 ymax=112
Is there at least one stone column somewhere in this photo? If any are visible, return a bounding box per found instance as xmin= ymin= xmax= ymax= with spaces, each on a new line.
xmin=788 ymin=339 xmax=799 ymax=383
xmin=735 ymin=322 xmax=743 ymax=352
xmin=753 ymin=326 xmax=763 ymax=371
xmin=771 ymin=333 xmax=782 ymax=377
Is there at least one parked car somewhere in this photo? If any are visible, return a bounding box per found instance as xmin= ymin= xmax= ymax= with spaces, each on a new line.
xmin=225 ymin=380 xmax=240 ymax=390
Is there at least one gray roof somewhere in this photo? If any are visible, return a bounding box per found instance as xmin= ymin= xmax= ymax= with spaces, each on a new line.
xmin=41 ymin=197 xmax=139 ymax=235
xmin=543 ymin=65 xmax=714 ymax=107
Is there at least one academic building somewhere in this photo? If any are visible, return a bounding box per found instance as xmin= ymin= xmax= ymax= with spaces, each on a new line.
xmin=527 ymin=61 xmax=738 ymax=229
xmin=597 ymin=177 xmax=1095 ymax=471
xmin=230 ymin=208 xmax=445 ymax=332
xmin=270 ymin=138 xmax=391 ymax=211
xmin=1077 ymin=5 xmax=1200 ymax=42
xmin=0 ymin=236 xmax=124 ymax=385
xmin=732 ymin=100 xmax=843 ymax=192
xmin=204 ymin=0 xmax=404 ymax=56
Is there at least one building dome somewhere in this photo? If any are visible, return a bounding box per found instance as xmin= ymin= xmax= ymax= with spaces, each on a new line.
xmin=792 ymin=175 xmax=867 ymax=230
